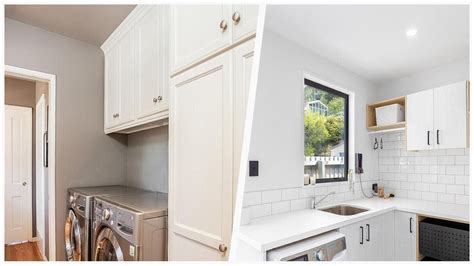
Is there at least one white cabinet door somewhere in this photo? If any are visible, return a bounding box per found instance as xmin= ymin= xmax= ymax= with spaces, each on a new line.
xmin=406 ymin=89 xmax=434 ymax=151
xmin=136 ymin=6 xmax=161 ymax=119
xmin=394 ymin=211 xmax=417 ymax=261
xmin=232 ymin=39 xmax=254 ymax=208
xmin=339 ymin=222 xmax=366 ymax=261
xmin=117 ymin=28 xmax=136 ymax=125
xmin=170 ymin=5 xmax=232 ymax=73
xmin=433 ymin=81 xmax=468 ymax=149
xmin=231 ymin=5 xmax=259 ymax=42
xmin=367 ymin=212 xmax=395 ymax=261
xmin=169 ymin=52 xmax=233 ymax=260
xmin=104 ymin=45 xmax=120 ymax=129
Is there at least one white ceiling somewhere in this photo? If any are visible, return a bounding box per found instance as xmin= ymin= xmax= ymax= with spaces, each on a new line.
xmin=5 ymin=5 xmax=136 ymax=46
xmin=265 ymin=5 xmax=469 ymax=84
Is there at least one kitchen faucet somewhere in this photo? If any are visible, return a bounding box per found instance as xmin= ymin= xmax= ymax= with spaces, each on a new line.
xmin=311 ymin=191 xmax=336 ymax=209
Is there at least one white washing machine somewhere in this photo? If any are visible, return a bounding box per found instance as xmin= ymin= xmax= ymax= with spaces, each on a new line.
xmin=65 ymin=185 xmax=149 ymax=261
xmin=92 ymin=192 xmax=168 ymax=261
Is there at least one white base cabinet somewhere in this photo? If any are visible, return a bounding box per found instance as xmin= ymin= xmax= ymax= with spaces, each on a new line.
xmin=102 ymin=5 xmax=169 ymax=134
xmin=407 ymin=81 xmax=469 ymax=151
xmin=338 ymin=212 xmax=395 ymax=261
xmin=394 ymin=211 xmax=417 ymax=261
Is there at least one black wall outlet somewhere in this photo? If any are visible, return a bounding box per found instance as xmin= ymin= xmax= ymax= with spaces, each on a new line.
xmin=249 ymin=161 xmax=259 ymax=177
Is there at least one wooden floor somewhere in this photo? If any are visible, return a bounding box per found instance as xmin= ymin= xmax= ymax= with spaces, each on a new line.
xmin=5 ymin=242 xmax=44 ymax=261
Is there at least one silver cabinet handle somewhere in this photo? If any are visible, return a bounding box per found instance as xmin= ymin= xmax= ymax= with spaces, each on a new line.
xmin=219 ymin=20 xmax=228 ymax=31
xmin=153 ymin=98 xmax=158 ymax=103
xmin=232 ymin=12 xmax=241 ymax=24
xmin=22 ymin=182 xmax=27 ymax=186
xmin=157 ymin=96 xmax=163 ymax=101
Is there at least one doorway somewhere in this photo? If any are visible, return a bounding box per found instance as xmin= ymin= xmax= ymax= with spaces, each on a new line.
xmin=4 ymin=65 xmax=56 ymax=261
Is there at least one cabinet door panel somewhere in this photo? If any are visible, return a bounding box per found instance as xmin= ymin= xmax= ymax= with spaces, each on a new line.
xmin=433 ymin=81 xmax=468 ymax=149
xmin=232 ymin=39 xmax=254 ymax=208
xmin=136 ymin=6 xmax=161 ymax=119
xmin=169 ymin=53 xmax=232 ymax=260
xmin=406 ymin=89 xmax=434 ymax=150
xmin=170 ymin=5 xmax=232 ymax=72
xmin=394 ymin=211 xmax=417 ymax=261
xmin=231 ymin=5 xmax=259 ymax=42
xmin=339 ymin=222 xmax=365 ymax=261
xmin=117 ymin=28 xmax=136 ymax=125
xmin=104 ymin=46 xmax=119 ymax=129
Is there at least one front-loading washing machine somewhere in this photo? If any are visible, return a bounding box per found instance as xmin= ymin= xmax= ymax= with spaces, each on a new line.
xmin=65 ymin=185 xmax=149 ymax=261
xmin=92 ymin=192 xmax=168 ymax=261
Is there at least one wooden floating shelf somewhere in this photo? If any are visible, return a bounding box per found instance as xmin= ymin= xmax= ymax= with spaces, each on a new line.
xmin=367 ymin=96 xmax=406 ymax=133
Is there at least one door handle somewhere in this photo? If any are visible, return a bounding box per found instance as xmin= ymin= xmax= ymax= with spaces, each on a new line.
xmin=43 ymin=131 xmax=48 ymax=167
xmin=409 ymin=217 xmax=413 ymax=233
xmin=366 ymin=224 xmax=370 ymax=242
xmin=359 ymin=226 xmax=364 ymax=245
xmin=436 ymin=130 xmax=440 ymax=145
xmin=427 ymin=131 xmax=430 ymax=145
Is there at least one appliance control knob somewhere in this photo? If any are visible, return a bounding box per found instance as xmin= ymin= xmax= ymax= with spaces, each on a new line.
xmin=316 ymin=250 xmax=326 ymax=261
xmin=69 ymin=195 xmax=76 ymax=207
xmin=102 ymin=208 xmax=111 ymax=221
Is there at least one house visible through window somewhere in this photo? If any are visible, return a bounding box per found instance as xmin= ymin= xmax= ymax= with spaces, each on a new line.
xmin=304 ymin=79 xmax=348 ymax=184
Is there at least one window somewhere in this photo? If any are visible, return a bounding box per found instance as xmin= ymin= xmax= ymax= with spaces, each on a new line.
xmin=304 ymin=79 xmax=348 ymax=184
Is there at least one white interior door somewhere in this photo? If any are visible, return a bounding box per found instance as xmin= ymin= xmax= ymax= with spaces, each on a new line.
xmin=35 ymin=95 xmax=47 ymax=255
xmin=169 ymin=52 xmax=232 ymax=260
xmin=433 ymin=81 xmax=468 ymax=149
xmin=406 ymin=89 xmax=434 ymax=151
xmin=5 ymin=105 xmax=33 ymax=244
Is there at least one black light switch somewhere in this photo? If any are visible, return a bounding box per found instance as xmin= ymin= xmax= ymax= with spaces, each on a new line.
xmin=249 ymin=161 xmax=259 ymax=177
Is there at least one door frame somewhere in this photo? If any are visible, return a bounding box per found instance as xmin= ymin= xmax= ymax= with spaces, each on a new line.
xmin=4 ymin=65 xmax=57 ymax=261
xmin=4 ymin=105 xmax=33 ymax=245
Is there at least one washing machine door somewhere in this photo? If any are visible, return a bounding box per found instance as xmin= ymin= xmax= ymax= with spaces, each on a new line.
xmin=94 ymin=227 xmax=124 ymax=261
xmin=65 ymin=209 xmax=82 ymax=261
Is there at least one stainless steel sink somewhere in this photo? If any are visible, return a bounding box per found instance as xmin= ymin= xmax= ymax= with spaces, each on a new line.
xmin=319 ymin=205 xmax=369 ymax=216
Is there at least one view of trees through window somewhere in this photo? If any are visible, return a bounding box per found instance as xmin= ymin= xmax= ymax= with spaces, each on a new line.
xmin=304 ymin=79 xmax=348 ymax=183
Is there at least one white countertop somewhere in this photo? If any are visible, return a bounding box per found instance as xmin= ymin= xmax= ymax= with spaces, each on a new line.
xmin=238 ymin=197 xmax=469 ymax=252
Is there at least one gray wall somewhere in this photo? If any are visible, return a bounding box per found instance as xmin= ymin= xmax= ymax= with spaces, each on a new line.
xmin=126 ymin=126 xmax=169 ymax=193
xmin=375 ymin=58 xmax=469 ymax=100
xmin=5 ymin=18 xmax=128 ymax=260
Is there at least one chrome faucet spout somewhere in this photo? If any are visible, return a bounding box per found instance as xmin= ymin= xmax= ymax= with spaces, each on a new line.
xmin=311 ymin=191 xmax=336 ymax=209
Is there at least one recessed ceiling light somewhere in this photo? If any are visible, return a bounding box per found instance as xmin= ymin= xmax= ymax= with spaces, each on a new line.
xmin=406 ymin=28 xmax=418 ymax=38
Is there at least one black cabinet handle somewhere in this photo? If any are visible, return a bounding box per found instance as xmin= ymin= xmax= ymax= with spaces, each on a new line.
xmin=409 ymin=217 xmax=413 ymax=233
xmin=427 ymin=131 xmax=430 ymax=145
xmin=437 ymin=130 xmax=440 ymax=145
xmin=360 ymin=226 xmax=364 ymax=244
xmin=366 ymin=224 xmax=370 ymax=242
xmin=43 ymin=131 xmax=48 ymax=167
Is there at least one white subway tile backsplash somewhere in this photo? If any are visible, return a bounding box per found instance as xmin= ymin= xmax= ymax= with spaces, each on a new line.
xmin=243 ymin=191 xmax=261 ymax=207
xmin=281 ymin=188 xmax=299 ymax=200
xmin=271 ymin=201 xmax=291 ymax=215
xmin=262 ymin=190 xmax=282 ymax=203
xmin=242 ymin=132 xmax=469 ymax=225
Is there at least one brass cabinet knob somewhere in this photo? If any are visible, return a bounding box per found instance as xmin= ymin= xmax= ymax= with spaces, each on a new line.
xmin=157 ymin=96 xmax=163 ymax=101
xmin=153 ymin=98 xmax=158 ymax=103
xmin=219 ymin=20 xmax=228 ymax=32
xmin=232 ymin=12 xmax=241 ymax=24
xmin=218 ymin=243 xmax=227 ymax=253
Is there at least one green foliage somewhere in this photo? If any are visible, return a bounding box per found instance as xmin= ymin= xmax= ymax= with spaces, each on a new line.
xmin=304 ymin=85 xmax=345 ymax=156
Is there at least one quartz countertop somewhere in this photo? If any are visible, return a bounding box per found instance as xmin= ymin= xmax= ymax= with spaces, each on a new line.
xmin=238 ymin=197 xmax=469 ymax=252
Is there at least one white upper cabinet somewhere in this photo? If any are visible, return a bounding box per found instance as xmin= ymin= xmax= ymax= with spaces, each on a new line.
xmin=407 ymin=81 xmax=469 ymax=151
xmin=170 ymin=5 xmax=258 ymax=74
xmin=406 ymin=89 xmax=434 ymax=150
xmin=102 ymin=5 xmax=169 ymax=134
xmin=433 ymin=81 xmax=469 ymax=149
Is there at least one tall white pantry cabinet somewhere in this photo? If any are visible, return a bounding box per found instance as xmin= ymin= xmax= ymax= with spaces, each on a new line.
xmin=169 ymin=5 xmax=258 ymax=261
